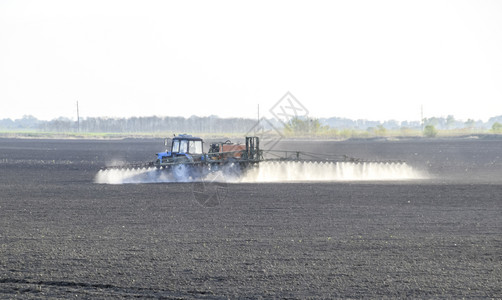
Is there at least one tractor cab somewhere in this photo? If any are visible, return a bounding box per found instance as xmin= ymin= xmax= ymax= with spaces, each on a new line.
xmin=170 ymin=134 xmax=203 ymax=155
xmin=156 ymin=134 xmax=203 ymax=164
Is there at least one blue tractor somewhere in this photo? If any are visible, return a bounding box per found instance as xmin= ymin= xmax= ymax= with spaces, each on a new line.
xmin=156 ymin=134 xmax=205 ymax=165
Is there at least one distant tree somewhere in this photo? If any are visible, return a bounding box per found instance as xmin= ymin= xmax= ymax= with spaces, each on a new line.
xmin=424 ymin=117 xmax=439 ymax=127
xmin=0 ymin=118 xmax=15 ymax=129
xmin=284 ymin=117 xmax=321 ymax=135
xmin=464 ymin=119 xmax=475 ymax=129
xmin=376 ymin=124 xmax=387 ymax=136
xmin=492 ymin=122 xmax=502 ymax=133
xmin=15 ymin=115 xmax=40 ymax=129
xmin=424 ymin=125 xmax=438 ymax=138
xmin=366 ymin=125 xmax=386 ymax=136
xmin=284 ymin=117 xmax=304 ymax=134
xmin=488 ymin=115 xmax=502 ymax=125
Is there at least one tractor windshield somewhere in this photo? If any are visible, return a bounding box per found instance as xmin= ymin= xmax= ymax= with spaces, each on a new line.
xmin=172 ymin=137 xmax=202 ymax=154
xmin=189 ymin=140 xmax=202 ymax=154
xmin=172 ymin=140 xmax=180 ymax=153
xmin=179 ymin=140 xmax=188 ymax=153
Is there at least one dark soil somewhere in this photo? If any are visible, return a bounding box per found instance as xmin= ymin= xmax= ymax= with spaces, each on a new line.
xmin=0 ymin=138 xmax=501 ymax=298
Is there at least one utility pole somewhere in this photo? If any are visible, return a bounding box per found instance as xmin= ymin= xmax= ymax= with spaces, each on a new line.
xmin=77 ymin=101 xmax=80 ymax=132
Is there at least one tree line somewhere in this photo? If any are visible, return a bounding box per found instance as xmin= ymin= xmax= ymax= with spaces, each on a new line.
xmin=0 ymin=115 xmax=258 ymax=133
xmin=1 ymin=114 xmax=502 ymax=134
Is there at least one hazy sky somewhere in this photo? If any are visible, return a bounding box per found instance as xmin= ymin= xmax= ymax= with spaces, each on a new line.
xmin=1 ymin=0 xmax=501 ymax=122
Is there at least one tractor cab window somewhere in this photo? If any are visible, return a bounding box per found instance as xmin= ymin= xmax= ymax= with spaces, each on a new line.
xmin=179 ymin=139 xmax=188 ymax=153
xmin=189 ymin=140 xmax=202 ymax=154
xmin=172 ymin=140 xmax=180 ymax=153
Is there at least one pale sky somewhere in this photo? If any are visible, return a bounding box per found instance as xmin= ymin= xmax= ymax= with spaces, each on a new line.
xmin=1 ymin=0 xmax=501 ymax=122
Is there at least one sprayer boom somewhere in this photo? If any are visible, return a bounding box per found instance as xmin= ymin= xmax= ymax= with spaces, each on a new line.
xmin=98 ymin=135 xmax=410 ymax=182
